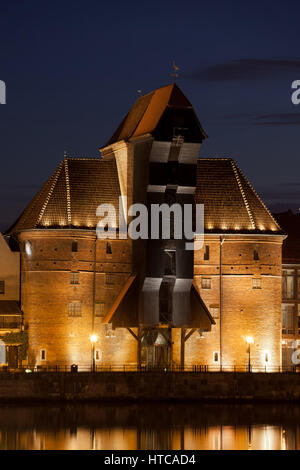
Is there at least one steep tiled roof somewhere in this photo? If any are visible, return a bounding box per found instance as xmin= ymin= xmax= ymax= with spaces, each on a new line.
xmin=106 ymin=83 xmax=207 ymax=145
xmin=195 ymin=158 xmax=283 ymax=234
xmin=8 ymin=158 xmax=121 ymax=233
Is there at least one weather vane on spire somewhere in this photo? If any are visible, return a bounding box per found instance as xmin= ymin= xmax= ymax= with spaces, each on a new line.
xmin=170 ymin=61 xmax=179 ymax=82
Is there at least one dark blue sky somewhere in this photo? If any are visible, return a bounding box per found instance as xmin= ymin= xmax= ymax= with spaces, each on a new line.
xmin=1 ymin=0 xmax=300 ymax=231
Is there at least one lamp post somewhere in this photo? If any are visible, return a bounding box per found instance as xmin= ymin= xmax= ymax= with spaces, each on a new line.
xmin=246 ymin=336 xmax=254 ymax=372
xmin=90 ymin=334 xmax=98 ymax=372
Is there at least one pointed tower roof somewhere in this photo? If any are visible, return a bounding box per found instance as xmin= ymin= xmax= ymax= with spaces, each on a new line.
xmin=105 ymin=83 xmax=207 ymax=146
xmin=195 ymin=158 xmax=284 ymax=234
xmin=7 ymin=158 xmax=121 ymax=233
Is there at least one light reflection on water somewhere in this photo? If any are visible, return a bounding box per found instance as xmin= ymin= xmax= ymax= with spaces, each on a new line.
xmin=0 ymin=403 xmax=299 ymax=450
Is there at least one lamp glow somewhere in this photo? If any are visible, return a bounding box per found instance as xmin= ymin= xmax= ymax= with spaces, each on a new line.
xmin=246 ymin=336 xmax=254 ymax=344
xmin=25 ymin=241 xmax=32 ymax=256
xmin=90 ymin=334 xmax=98 ymax=343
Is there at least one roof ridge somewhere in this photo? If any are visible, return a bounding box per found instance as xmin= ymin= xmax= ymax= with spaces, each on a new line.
xmin=231 ymin=160 xmax=256 ymax=230
xmin=198 ymin=157 xmax=233 ymax=161
xmin=36 ymin=162 xmax=64 ymax=226
xmin=66 ymin=157 xmax=101 ymax=161
xmin=64 ymin=158 xmax=72 ymax=226
xmin=235 ymin=164 xmax=282 ymax=232
xmin=139 ymin=83 xmax=173 ymax=98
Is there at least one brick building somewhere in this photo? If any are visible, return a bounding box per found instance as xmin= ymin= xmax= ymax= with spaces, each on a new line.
xmin=274 ymin=211 xmax=300 ymax=367
xmin=0 ymin=233 xmax=24 ymax=367
xmin=7 ymin=84 xmax=285 ymax=370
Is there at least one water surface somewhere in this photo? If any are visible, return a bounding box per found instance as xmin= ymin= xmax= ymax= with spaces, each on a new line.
xmin=0 ymin=403 xmax=299 ymax=450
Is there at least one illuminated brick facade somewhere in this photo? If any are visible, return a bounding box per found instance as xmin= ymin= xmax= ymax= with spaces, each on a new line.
xmin=9 ymin=84 xmax=285 ymax=370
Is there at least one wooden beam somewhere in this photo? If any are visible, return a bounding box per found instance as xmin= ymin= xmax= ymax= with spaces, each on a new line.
xmin=138 ymin=328 xmax=142 ymax=368
xmin=184 ymin=328 xmax=196 ymax=342
xmin=103 ymin=275 xmax=136 ymax=324
xmin=181 ymin=328 xmax=186 ymax=369
xmin=126 ymin=327 xmax=138 ymax=341
xmin=159 ymin=328 xmax=172 ymax=347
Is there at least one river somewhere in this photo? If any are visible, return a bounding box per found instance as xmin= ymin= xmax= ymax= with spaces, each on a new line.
xmin=0 ymin=402 xmax=299 ymax=450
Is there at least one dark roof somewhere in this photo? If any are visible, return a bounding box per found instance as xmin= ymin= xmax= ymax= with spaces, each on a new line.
xmin=273 ymin=211 xmax=300 ymax=262
xmin=195 ymin=158 xmax=283 ymax=234
xmin=105 ymin=83 xmax=207 ymax=146
xmin=8 ymin=158 xmax=121 ymax=233
xmin=0 ymin=301 xmax=22 ymax=315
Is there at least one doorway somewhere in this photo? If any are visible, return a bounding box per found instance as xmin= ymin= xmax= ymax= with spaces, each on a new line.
xmin=141 ymin=329 xmax=171 ymax=368
xmin=6 ymin=346 xmax=19 ymax=368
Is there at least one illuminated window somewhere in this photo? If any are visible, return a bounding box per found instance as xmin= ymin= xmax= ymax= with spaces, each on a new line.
xmin=95 ymin=303 xmax=105 ymax=317
xmin=106 ymin=274 xmax=114 ymax=285
xmin=282 ymin=269 xmax=294 ymax=299
xmin=0 ymin=281 xmax=4 ymax=294
xmin=252 ymin=278 xmax=261 ymax=289
xmin=282 ymin=304 xmax=294 ymax=335
xmin=40 ymin=349 xmax=46 ymax=361
xmin=253 ymin=250 xmax=259 ymax=260
xmin=210 ymin=307 xmax=219 ymax=319
xmin=106 ymin=242 xmax=112 ymax=255
xmin=201 ymin=278 xmax=211 ymax=289
xmin=213 ymin=352 xmax=219 ymax=363
xmin=204 ymin=245 xmax=210 ymax=260
xmin=68 ymin=302 xmax=82 ymax=317
xmin=70 ymin=272 xmax=79 ymax=285
xmin=72 ymin=241 xmax=78 ymax=252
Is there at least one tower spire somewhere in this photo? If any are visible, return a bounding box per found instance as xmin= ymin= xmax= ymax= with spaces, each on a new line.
xmin=170 ymin=61 xmax=179 ymax=82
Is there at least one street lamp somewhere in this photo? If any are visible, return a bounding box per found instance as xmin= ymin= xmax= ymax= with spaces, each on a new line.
xmin=246 ymin=336 xmax=254 ymax=372
xmin=90 ymin=334 xmax=98 ymax=372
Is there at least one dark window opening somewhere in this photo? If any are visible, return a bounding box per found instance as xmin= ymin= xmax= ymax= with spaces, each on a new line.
xmin=0 ymin=280 xmax=5 ymax=294
xmin=70 ymin=272 xmax=79 ymax=285
xmin=159 ymin=279 xmax=174 ymax=324
xmin=106 ymin=242 xmax=112 ymax=255
xmin=282 ymin=304 xmax=295 ymax=335
xmin=164 ymin=250 xmax=176 ymax=276
xmin=106 ymin=274 xmax=114 ymax=285
xmin=72 ymin=241 xmax=78 ymax=252
xmin=254 ymin=250 xmax=259 ymax=261
xmin=204 ymin=245 xmax=210 ymax=260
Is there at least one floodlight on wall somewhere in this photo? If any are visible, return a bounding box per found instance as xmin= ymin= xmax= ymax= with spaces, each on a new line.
xmin=25 ymin=241 xmax=32 ymax=256
xmin=197 ymin=329 xmax=205 ymax=339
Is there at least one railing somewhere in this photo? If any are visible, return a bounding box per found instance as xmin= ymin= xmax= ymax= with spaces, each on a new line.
xmin=0 ymin=364 xmax=299 ymax=373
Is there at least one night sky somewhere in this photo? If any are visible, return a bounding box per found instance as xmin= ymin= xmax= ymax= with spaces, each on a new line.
xmin=0 ymin=0 xmax=300 ymax=232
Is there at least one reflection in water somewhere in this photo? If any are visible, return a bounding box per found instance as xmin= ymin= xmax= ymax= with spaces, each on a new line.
xmin=0 ymin=403 xmax=299 ymax=450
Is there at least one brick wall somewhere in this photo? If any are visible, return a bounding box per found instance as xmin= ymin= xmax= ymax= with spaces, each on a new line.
xmin=19 ymin=230 xmax=138 ymax=367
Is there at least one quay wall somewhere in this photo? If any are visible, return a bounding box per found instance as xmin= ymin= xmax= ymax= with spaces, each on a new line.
xmin=0 ymin=372 xmax=300 ymax=402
